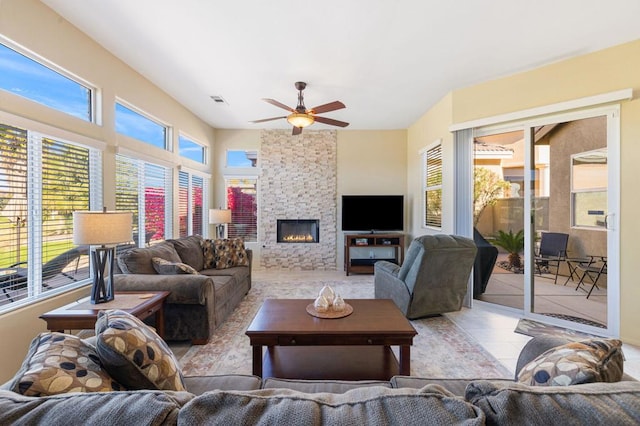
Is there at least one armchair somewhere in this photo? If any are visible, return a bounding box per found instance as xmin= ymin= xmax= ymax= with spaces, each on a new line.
xmin=374 ymin=234 xmax=477 ymax=319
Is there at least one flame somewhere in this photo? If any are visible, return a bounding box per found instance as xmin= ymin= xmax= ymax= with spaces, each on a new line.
xmin=283 ymin=233 xmax=315 ymax=242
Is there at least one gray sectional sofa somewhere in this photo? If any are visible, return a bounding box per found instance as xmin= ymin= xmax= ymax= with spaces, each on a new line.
xmin=1 ymin=336 xmax=639 ymax=425
xmin=114 ymin=235 xmax=252 ymax=344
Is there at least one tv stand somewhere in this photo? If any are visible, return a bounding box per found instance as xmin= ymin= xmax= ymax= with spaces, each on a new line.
xmin=344 ymin=233 xmax=404 ymax=276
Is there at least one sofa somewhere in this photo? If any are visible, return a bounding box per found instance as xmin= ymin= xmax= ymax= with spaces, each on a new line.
xmin=114 ymin=235 xmax=252 ymax=344
xmin=1 ymin=333 xmax=639 ymax=425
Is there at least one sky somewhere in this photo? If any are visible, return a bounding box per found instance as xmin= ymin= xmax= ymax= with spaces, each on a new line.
xmin=1 ymin=42 xmax=205 ymax=163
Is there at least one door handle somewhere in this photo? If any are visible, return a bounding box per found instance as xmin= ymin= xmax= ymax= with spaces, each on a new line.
xmin=604 ymin=213 xmax=614 ymax=230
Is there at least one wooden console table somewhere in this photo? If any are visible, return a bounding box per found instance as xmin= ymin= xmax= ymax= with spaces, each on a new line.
xmin=344 ymin=233 xmax=404 ymax=275
xmin=40 ymin=291 xmax=170 ymax=338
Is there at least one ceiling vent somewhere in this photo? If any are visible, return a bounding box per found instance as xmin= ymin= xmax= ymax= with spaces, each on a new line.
xmin=210 ymin=95 xmax=227 ymax=104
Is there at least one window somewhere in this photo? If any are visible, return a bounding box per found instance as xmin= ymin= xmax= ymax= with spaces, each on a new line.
xmin=225 ymin=177 xmax=257 ymax=242
xmin=115 ymin=102 xmax=168 ymax=149
xmin=1 ymin=122 xmax=100 ymax=310
xmin=0 ymin=43 xmax=94 ymax=122
xmin=226 ymin=150 xmax=258 ymax=167
xmin=178 ymin=170 xmax=207 ymax=238
xmin=571 ymin=149 xmax=607 ymax=229
xmin=178 ymin=135 xmax=205 ymax=163
xmin=116 ymin=155 xmax=172 ymax=246
xmin=422 ymin=142 xmax=442 ymax=229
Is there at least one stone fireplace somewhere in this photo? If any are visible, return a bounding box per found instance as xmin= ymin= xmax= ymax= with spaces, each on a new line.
xmin=259 ymin=130 xmax=337 ymax=270
xmin=277 ymin=219 xmax=320 ymax=243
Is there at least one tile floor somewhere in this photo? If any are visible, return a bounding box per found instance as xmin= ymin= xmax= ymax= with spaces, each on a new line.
xmin=255 ymin=269 xmax=640 ymax=379
xmin=444 ymin=301 xmax=640 ymax=379
xmin=171 ymin=268 xmax=640 ymax=380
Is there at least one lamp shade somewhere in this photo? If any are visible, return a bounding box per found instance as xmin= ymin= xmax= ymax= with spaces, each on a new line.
xmin=287 ymin=113 xmax=315 ymax=128
xmin=73 ymin=211 xmax=133 ymax=245
xmin=209 ymin=209 xmax=232 ymax=225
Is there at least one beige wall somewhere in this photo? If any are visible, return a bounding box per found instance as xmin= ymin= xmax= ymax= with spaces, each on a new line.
xmin=336 ymin=130 xmax=407 ymax=270
xmin=0 ymin=0 xmax=216 ymax=382
xmin=446 ymin=39 xmax=640 ymax=345
xmin=211 ymin=129 xmax=408 ymax=269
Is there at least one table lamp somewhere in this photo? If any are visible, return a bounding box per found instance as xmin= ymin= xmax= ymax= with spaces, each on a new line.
xmin=73 ymin=208 xmax=132 ymax=304
xmin=209 ymin=208 xmax=231 ymax=239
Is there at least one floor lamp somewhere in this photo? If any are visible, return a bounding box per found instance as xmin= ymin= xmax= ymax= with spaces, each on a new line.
xmin=209 ymin=208 xmax=231 ymax=239
xmin=73 ymin=208 xmax=132 ymax=304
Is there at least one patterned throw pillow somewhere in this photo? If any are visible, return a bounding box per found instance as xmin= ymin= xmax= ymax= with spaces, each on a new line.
xmin=10 ymin=333 xmax=124 ymax=396
xmin=201 ymin=238 xmax=216 ymax=269
xmin=212 ymin=238 xmax=250 ymax=269
xmin=151 ymin=256 xmax=199 ymax=275
xmin=95 ymin=309 xmax=186 ymax=391
xmin=517 ymin=338 xmax=624 ymax=386
xmin=201 ymin=238 xmax=249 ymax=269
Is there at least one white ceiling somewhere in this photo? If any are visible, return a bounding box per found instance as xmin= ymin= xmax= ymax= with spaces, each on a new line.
xmin=42 ymin=0 xmax=640 ymax=131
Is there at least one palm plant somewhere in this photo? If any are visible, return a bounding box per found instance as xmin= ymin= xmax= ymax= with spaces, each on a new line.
xmin=492 ymin=229 xmax=524 ymax=270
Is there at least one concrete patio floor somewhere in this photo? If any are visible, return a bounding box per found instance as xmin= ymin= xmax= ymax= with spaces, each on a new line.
xmin=476 ymin=264 xmax=607 ymax=327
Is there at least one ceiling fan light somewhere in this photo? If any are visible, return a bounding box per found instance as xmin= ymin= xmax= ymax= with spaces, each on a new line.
xmin=287 ymin=113 xmax=315 ymax=128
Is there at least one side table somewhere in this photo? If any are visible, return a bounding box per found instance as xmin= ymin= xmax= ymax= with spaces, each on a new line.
xmin=40 ymin=291 xmax=170 ymax=338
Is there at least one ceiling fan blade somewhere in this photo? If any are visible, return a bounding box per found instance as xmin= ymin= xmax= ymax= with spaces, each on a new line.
xmin=292 ymin=126 xmax=302 ymax=136
xmin=262 ymin=98 xmax=295 ymax=112
xmin=250 ymin=116 xmax=287 ymax=123
xmin=313 ymin=116 xmax=350 ymax=128
xmin=309 ymin=101 xmax=345 ymax=114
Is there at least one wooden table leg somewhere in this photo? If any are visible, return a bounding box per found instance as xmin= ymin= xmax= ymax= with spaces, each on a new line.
xmin=252 ymin=345 xmax=263 ymax=377
xmin=155 ymin=305 xmax=165 ymax=339
xmin=399 ymin=345 xmax=411 ymax=376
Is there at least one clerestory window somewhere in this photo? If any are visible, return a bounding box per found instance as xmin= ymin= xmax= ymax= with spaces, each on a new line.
xmin=0 ymin=42 xmax=95 ymax=122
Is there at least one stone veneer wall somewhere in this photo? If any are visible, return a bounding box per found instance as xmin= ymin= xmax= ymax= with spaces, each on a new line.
xmin=259 ymin=129 xmax=337 ymax=270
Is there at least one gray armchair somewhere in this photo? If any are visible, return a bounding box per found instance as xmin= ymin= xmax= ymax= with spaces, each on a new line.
xmin=374 ymin=234 xmax=477 ymax=319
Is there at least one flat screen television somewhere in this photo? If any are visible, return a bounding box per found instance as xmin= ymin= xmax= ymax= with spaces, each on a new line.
xmin=341 ymin=195 xmax=404 ymax=232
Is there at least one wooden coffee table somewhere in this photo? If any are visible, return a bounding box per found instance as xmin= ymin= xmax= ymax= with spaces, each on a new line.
xmin=40 ymin=291 xmax=170 ymax=338
xmin=245 ymin=298 xmax=417 ymax=380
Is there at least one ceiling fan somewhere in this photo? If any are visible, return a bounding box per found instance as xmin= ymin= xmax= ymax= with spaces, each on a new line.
xmin=251 ymin=82 xmax=349 ymax=135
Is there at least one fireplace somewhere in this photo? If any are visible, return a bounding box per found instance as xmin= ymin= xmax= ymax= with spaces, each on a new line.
xmin=277 ymin=219 xmax=319 ymax=243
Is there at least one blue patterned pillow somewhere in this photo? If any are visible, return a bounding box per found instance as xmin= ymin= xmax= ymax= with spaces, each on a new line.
xmin=517 ymin=338 xmax=623 ymax=386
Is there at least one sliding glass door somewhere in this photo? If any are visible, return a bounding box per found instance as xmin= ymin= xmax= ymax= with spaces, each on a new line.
xmin=529 ymin=115 xmax=610 ymax=331
xmin=466 ymin=106 xmax=619 ymax=336
xmin=473 ymin=129 xmax=525 ymax=311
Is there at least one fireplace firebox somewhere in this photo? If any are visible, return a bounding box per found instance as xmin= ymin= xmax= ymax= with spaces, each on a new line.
xmin=277 ymin=219 xmax=319 ymax=243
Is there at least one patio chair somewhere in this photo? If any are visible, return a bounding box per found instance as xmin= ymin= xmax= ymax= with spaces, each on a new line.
xmin=534 ymin=232 xmax=569 ymax=284
xmin=1 ymin=246 xmax=87 ymax=302
xmin=374 ymin=234 xmax=477 ymax=319
xmin=574 ymin=255 xmax=607 ymax=299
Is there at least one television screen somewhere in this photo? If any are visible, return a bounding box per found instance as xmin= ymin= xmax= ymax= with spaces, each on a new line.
xmin=341 ymin=195 xmax=404 ymax=232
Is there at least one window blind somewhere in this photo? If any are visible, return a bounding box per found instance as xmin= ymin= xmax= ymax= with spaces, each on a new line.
xmin=0 ymin=124 xmax=28 ymax=273
xmin=39 ymin=136 xmax=93 ymax=292
xmin=424 ymin=144 xmax=443 ymax=228
xmin=0 ymin=123 xmax=99 ymax=308
xmin=225 ymin=177 xmax=257 ymax=242
xmin=116 ymin=154 xmax=172 ymax=247
xmin=178 ymin=170 xmax=208 ymax=238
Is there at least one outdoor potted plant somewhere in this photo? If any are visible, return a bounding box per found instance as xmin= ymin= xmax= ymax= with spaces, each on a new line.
xmin=492 ymin=229 xmax=524 ymax=272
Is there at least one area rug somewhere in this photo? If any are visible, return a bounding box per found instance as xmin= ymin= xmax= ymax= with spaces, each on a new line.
xmin=515 ymin=318 xmax=603 ymax=340
xmin=179 ymin=272 xmax=511 ymax=379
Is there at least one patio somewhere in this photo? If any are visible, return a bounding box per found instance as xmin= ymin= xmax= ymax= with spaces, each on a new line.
xmin=476 ymin=258 xmax=607 ymax=328
xmin=0 ymin=258 xmax=90 ymax=308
